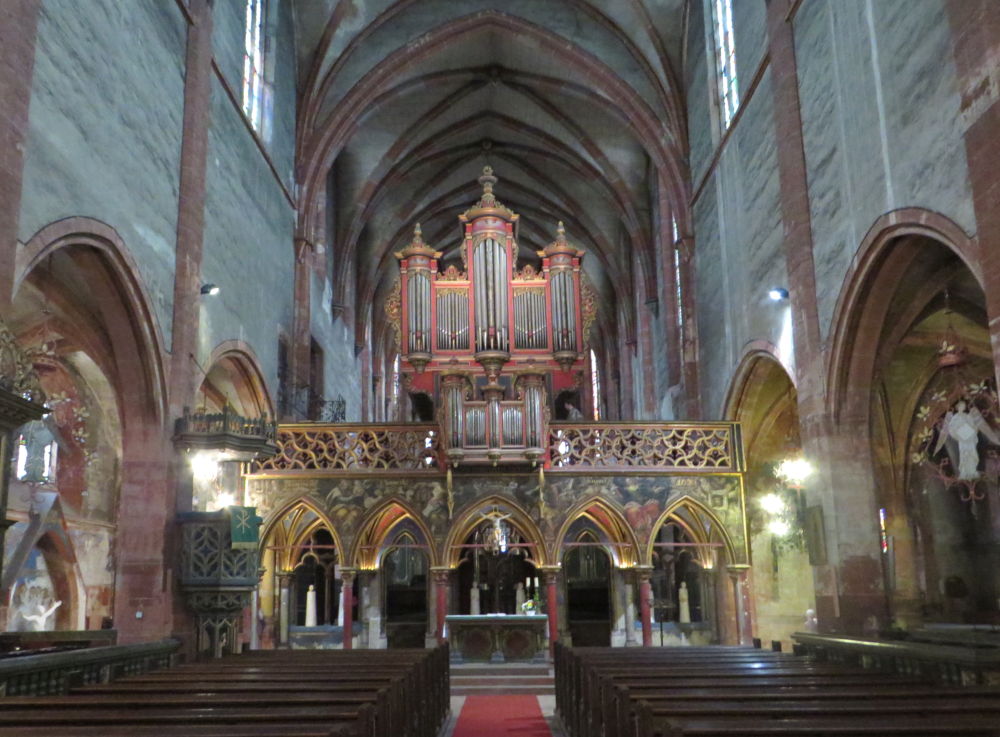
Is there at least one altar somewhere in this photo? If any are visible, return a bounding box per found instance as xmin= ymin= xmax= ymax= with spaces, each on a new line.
xmin=445 ymin=614 xmax=548 ymax=662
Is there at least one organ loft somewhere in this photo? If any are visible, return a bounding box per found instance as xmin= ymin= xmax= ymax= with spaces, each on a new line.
xmin=4 ymin=0 xmax=1000 ymax=734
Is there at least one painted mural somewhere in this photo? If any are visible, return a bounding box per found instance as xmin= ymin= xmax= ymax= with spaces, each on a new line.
xmin=247 ymin=471 xmax=746 ymax=569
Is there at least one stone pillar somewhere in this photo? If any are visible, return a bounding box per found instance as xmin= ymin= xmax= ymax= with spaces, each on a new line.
xmin=341 ymin=569 xmax=356 ymax=650
xmin=728 ymin=565 xmax=754 ymax=646
xmin=540 ymin=566 xmax=561 ymax=657
xmin=636 ymin=566 xmax=653 ymax=647
xmin=624 ymin=569 xmax=638 ymax=646
xmin=249 ymin=587 xmax=260 ymax=650
xmin=610 ymin=568 xmax=626 ymax=646
xmin=277 ymin=572 xmax=292 ymax=648
xmin=431 ymin=567 xmax=452 ymax=643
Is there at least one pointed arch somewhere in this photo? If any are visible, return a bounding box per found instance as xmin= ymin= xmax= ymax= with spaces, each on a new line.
xmin=349 ymin=497 xmax=438 ymax=569
xmin=16 ymin=216 xmax=168 ymax=425
xmin=443 ymin=495 xmax=548 ymax=567
xmin=826 ymin=208 xmax=981 ymax=422
xmin=646 ymin=495 xmax=739 ymax=568
xmin=554 ymin=496 xmax=640 ymax=568
xmin=261 ymin=497 xmax=343 ymax=572
xmin=202 ymin=340 xmax=275 ymax=418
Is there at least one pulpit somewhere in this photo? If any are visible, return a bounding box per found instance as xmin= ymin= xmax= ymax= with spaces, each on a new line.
xmin=445 ymin=614 xmax=548 ymax=662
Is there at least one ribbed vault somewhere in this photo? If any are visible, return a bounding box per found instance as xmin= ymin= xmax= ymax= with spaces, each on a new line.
xmin=292 ymin=1 xmax=689 ymax=360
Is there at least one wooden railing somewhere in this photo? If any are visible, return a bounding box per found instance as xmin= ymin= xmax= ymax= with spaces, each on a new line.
xmin=792 ymin=632 xmax=1000 ymax=686
xmin=549 ymin=422 xmax=743 ymax=472
xmin=0 ymin=638 xmax=180 ymax=696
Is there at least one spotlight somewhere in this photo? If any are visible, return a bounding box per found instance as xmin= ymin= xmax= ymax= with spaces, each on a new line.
xmin=758 ymin=493 xmax=786 ymax=515
xmin=768 ymin=519 xmax=791 ymax=536
xmin=768 ymin=287 xmax=789 ymax=301
xmin=200 ymin=283 xmax=220 ymax=296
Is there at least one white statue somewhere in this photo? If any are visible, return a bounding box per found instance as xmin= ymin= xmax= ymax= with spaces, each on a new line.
xmin=804 ymin=608 xmax=818 ymax=633
xmin=933 ymin=400 xmax=1000 ymax=480
xmin=513 ymin=582 xmax=523 ymax=616
xmin=471 ymin=584 xmax=481 ymax=616
xmin=678 ymin=582 xmax=691 ymax=624
xmin=22 ymin=600 xmax=62 ymax=632
xmin=305 ymin=584 xmax=317 ymax=627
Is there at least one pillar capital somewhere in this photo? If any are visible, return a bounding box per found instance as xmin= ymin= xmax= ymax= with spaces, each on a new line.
xmin=537 ymin=565 xmax=561 ymax=584
xmin=430 ymin=566 xmax=454 ymax=585
xmin=632 ymin=565 xmax=654 ymax=583
xmin=340 ymin=567 xmax=357 ymax=583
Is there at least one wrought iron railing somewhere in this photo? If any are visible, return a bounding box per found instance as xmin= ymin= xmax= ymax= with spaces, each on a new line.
xmin=548 ymin=422 xmax=743 ymax=472
xmin=176 ymin=405 xmax=276 ymax=443
xmin=250 ymin=423 xmax=441 ymax=473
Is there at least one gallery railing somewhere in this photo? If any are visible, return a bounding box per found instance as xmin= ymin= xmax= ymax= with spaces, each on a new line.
xmin=249 ymin=421 xmax=743 ymax=474
xmin=792 ymin=632 xmax=1000 ymax=686
xmin=0 ymin=638 xmax=180 ymax=696
xmin=548 ymin=422 xmax=743 ymax=472
xmin=250 ymin=423 xmax=442 ymax=473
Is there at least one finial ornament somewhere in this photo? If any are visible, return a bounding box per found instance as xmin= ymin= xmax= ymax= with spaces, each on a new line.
xmin=556 ymin=221 xmax=566 ymax=241
xmin=412 ymin=222 xmax=424 ymax=244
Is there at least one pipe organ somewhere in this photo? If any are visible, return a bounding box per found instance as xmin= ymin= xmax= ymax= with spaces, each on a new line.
xmin=394 ymin=167 xmax=589 ymax=467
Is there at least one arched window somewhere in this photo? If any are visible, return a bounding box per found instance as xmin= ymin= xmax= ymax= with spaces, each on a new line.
xmin=590 ymin=349 xmax=602 ymax=421
xmin=242 ymin=0 xmax=272 ymax=138
xmin=712 ymin=0 xmax=739 ymax=130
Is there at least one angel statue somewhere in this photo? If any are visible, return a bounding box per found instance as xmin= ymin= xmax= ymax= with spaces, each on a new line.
xmin=933 ymin=400 xmax=1000 ymax=480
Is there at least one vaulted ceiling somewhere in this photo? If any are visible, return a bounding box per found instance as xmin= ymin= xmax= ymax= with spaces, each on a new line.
xmin=292 ymin=1 xmax=690 ymax=344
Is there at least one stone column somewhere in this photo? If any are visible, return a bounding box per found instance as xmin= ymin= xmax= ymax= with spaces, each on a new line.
xmin=431 ymin=567 xmax=452 ymax=643
xmin=635 ymin=566 xmax=653 ymax=647
xmin=249 ymin=587 xmax=260 ymax=650
xmin=539 ymin=566 xmax=561 ymax=658
xmin=624 ymin=569 xmax=638 ymax=646
xmin=277 ymin=571 xmax=292 ymax=648
xmin=727 ymin=565 xmax=754 ymax=646
xmin=341 ymin=569 xmax=356 ymax=650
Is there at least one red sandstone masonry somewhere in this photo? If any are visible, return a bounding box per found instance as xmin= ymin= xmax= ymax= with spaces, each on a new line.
xmin=946 ymin=0 xmax=1000 ymax=392
xmin=0 ymin=0 xmax=41 ymax=309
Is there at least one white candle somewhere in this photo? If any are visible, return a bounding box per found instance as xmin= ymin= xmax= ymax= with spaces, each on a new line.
xmin=533 ymin=576 xmax=539 ymax=591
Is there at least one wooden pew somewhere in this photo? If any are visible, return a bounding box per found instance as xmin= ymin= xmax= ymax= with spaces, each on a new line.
xmin=0 ymin=645 xmax=449 ymax=737
xmin=555 ymin=643 xmax=1000 ymax=737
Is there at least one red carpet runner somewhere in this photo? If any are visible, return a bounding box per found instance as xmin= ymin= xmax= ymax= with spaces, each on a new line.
xmin=452 ymin=694 xmax=553 ymax=737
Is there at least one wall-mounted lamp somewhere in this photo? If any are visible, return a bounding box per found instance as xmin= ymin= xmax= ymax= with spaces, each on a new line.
xmin=200 ymin=283 xmax=220 ymax=296
xmin=768 ymin=287 xmax=789 ymax=301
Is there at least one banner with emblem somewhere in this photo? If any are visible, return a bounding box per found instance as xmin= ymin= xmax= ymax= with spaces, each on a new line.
xmin=229 ymin=506 xmax=263 ymax=549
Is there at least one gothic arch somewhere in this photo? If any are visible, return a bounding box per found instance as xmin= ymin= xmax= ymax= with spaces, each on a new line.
xmin=827 ymin=208 xmax=981 ymax=423
xmin=646 ymin=496 xmax=740 ymax=569
xmin=554 ymin=497 xmax=641 ymax=568
xmin=16 ymin=216 xmax=168 ymax=424
xmin=349 ymin=497 xmax=438 ymax=569
xmin=443 ymin=495 xmax=548 ymax=567
xmin=261 ymin=498 xmax=344 ymax=573
xmin=201 ymin=340 xmax=275 ymax=418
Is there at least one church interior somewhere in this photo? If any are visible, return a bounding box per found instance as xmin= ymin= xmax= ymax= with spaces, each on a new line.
xmin=3 ymin=0 xmax=1000 ymax=734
